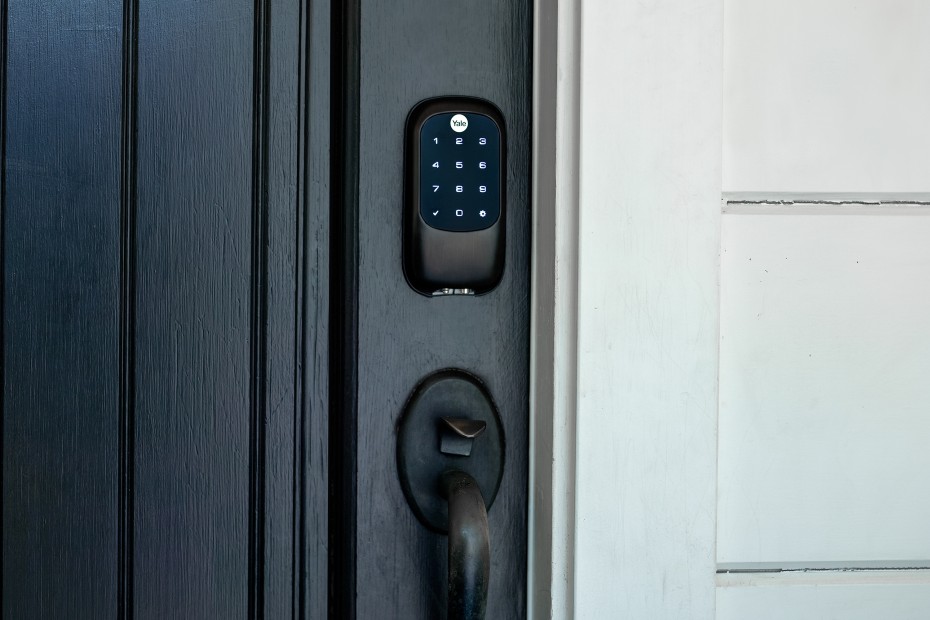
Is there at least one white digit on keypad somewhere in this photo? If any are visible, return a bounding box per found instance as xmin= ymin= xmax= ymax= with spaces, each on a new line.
xmin=455 ymin=161 xmax=463 ymax=169
xmin=455 ymin=137 xmax=463 ymax=145
xmin=432 ymin=161 xmax=439 ymax=168
xmin=433 ymin=137 xmax=438 ymax=144
xmin=433 ymin=185 xmax=439 ymax=192
xmin=478 ymin=137 xmax=487 ymax=145
xmin=479 ymin=162 xmax=487 ymax=169
xmin=456 ymin=186 xmax=463 ymax=193
xmin=479 ymin=185 xmax=487 ymax=193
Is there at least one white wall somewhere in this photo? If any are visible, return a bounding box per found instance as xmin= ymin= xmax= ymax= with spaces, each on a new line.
xmin=719 ymin=0 xmax=930 ymax=615
xmin=718 ymin=208 xmax=930 ymax=566
xmin=724 ymin=0 xmax=930 ymax=193
xmin=718 ymin=570 xmax=930 ymax=620
xmin=573 ymin=0 xmax=722 ymax=617
xmin=561 ymin=0 xmax=930 ymax=617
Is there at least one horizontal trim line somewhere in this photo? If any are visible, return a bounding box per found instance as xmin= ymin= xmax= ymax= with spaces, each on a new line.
xmin=717 ymin=567 xmax=930 ymax=589
xmin=723 ymin=192 xmax=930 ymax=203
xmin=723 ymin=204 xmax=930 ymax=216
xmin=719 ymin=561 xmax=930 ymax=573
xmin=723 ymin=193 xmax=930 ymax=215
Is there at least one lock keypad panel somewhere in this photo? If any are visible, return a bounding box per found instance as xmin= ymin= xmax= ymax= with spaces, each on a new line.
xmin=418 ymin=112 xmax=502 ymax=232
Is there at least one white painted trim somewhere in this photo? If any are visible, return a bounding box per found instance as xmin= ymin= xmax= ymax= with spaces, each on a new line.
xmin=718 ymin=561 xmax=930 ymax=572
xmin=717 ymin=212 xmax=930 ymax=567
xmin=717 ymin=569 xmax=930 ymax=589
xmin=722 ymin=0 xmax=930 ymax=194
xmin=573 ymin=0 xmax=722 ymax=616
xmin=723 ymin=193 xmax=930 ymax=215
xmin=723 ymin=192 xmax=930 ymax=204
xmin=529 ymin=0 xmax=581 ymax=617
xmin=724 ymin=205 xmax=930 ymax=216
xmin=532 ymin=0 xmax=722 ymax=617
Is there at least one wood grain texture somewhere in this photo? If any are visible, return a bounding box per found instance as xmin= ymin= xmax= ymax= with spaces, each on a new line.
xmin=355 ymin=1 xmax=531 ymax=617
xmin=262 ymin=0 xmax=321 ymax=616
xmin=3 ymin=1 xmax=324 ymax=618
xmin=301 ymin=0 xmax=332 ymax=616
xmin=132 ymin=1 xmax=253 ymax=616
xmin=2 ymin=2 xmax=123 ymax=617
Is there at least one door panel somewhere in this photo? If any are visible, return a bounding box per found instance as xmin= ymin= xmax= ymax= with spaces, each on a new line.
xmin=133 ymin=1 xmax=254 ymax=616
xmin=2 ymin=2 xmax=123 ymax=617
xmin=3 ymin=0 xmax=321 ymax=617
xmin=351 ymin=2 xmax=531 ymax=617
xmin=3 ymin=0 xmax=530 ymax=617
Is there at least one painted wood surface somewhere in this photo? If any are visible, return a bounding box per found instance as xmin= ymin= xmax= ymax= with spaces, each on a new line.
xmin=132 ymin=2 xmax=254 ymax=615
xmin=563 ymin=0 xmax=930 ymax=616
xmin=354 ymin=1 xmax=531 ymax=617
xmin=2 ymin=2 xmax=122 ymax=617
xmin=716 ymin=1 xmax=930 ymax=616
xmin=717 ymin=570 xmax=930 ymax=620
xmin=724 ymin=0 xmax=930 ymax=193
xmin=573 ymin=0 xmax=722 ymax=617
xmin=529 ymin=0 xmax=580 ymax=616
xmin=2 ymin=1 xmax=324 ymax=617
xmin=299 ymin=1 xmax=333 ymax=616
xmin=718 ymin=207 xmax=930 ymax=566
xmin=3 ymin=0 xmax=529 ymax=616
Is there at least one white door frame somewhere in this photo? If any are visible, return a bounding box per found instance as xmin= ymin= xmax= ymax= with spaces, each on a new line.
xmin=529 ymin=0 xmax=723 ymax=617
xmin=528 ymin=0 xmax=581 ymax=616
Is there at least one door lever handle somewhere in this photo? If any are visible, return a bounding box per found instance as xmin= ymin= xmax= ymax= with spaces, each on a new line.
xmin=441 ymin=470 xmax=490 ymax=620
xmin=440 ymin=417 xmax=487 ymax=456
xmin=397 ymin=370 xmax=504 ymax=617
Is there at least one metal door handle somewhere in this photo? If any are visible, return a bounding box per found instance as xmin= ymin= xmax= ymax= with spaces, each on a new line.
xmin=442 ymin=470 xmax=489 ymax=620
xmin=397 ymin=371 xmax=504 ymax=618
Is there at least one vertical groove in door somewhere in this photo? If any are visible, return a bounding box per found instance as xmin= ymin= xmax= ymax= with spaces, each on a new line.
xmin=329 ymin=0 xmax=360 ymax=616
xmin=293 ymin=0 xmax=310 ymax=615
xmin=118 ymin=0 xmax=139 ymax=617
xmin=0 ymin=0 xmax=7 ymax=608
xmin=250 ymin=0 xmax=272 ymax=617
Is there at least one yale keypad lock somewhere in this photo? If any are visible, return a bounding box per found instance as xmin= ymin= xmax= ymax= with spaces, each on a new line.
xmin=404 ymin=97 xmax=506 ymax=296
xmin=417 ymin=111 xmax=501 ymax=233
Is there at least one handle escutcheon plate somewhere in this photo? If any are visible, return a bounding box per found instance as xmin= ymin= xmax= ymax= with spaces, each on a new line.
xmin=396 ymin=369 xmax=505 ymax=532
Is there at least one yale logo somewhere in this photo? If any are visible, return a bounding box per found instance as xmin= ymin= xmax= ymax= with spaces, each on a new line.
xmin=450 ymin=114 xmax=468 ymax=133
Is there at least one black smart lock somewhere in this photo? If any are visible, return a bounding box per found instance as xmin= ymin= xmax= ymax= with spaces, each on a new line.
xmin=403 ymin=97 xmax=506 ymax=296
